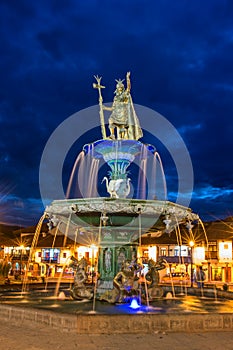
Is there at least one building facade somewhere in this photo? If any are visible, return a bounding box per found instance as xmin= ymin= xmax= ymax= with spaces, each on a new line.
xmin=0 ymin=218 xmax=233 ymax=285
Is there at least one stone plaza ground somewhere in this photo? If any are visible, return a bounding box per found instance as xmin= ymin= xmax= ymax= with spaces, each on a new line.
xmin=1 ymin=319 xmax=233 ymax=350
xmin=1 ymin=283 xmax=233 ymax=349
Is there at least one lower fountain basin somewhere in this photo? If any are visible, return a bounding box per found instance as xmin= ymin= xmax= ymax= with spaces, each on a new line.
xmin=1 ymin=285 xmax=233 ymax=334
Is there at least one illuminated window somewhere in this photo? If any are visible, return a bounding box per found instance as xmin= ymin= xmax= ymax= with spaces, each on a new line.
xmin=208 ymin=242 xmax=217 ymax=251
xmin=41 ymin=248 xmax=60 ymax=262
xmin=174 ymin=248 xmax=179 ymax=256
xmin=160 ymin=248 xmax=167 ymax=256
xmin=212 ymin=267 xmax=222 ymax=281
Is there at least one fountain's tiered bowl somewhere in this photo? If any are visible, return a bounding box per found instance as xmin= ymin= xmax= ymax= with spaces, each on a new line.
xmin=45 ymin=197 xmax=199 ymax=238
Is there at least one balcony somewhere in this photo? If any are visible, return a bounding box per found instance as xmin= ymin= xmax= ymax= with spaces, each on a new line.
xmin=205 ymin=251 xmax=218 ymax=260
xmin=11 ymin=253 xmax=30 ymax=261
xmin=41 ymin=258 xmax=59 ymax=264
xmin=158 ymin=255 xmax=191 ymax=264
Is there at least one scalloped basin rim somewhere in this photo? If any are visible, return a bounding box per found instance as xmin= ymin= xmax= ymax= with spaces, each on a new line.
xmin=45 ymin=198 xmax=199 ymax=225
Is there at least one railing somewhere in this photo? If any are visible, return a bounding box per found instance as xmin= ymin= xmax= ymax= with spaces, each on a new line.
xmin=205 ymin=251 xmax=218 ymax=260
xmin=158 ymin=251 xmax=218 ymax=262
xmin=10 ymin=254 xmax=30 ymax=260
xmin=41 ymin=258 xmax=59 ymax=263
xmin=157 ymin=255 xmax=191 ymax=264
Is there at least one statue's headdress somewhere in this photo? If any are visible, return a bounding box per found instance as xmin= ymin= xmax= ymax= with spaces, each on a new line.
xmin=115 ymin=79 xmax=125 ymax=93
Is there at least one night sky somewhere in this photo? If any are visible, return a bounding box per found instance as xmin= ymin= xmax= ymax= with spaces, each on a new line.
xmin=0 ymin=0 xmax=233 ymax=226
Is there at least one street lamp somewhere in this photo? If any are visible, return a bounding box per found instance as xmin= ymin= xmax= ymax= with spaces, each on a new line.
xmin=90 ymin=244 xmax=96 ymax=284
xmin=189 ymin=241 xmax=194 ymax=287
xmin=19 ymin=245 xmax=24 ymax=276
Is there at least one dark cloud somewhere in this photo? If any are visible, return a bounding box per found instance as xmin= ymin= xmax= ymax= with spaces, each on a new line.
xmin=0 ymin=0 xmax=233 ymax=225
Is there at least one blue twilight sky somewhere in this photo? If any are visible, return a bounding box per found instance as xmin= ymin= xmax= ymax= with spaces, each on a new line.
xmin=0 ymin=0 xmax=233 ymax=226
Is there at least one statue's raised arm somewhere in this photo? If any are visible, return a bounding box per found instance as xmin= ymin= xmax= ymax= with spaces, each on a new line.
xmin=126 ymin=71 xmax=131 ymax=93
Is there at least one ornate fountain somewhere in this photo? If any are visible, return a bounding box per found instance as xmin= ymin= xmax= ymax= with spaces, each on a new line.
xmin=45 ymin=72 xmax=199 ymax=302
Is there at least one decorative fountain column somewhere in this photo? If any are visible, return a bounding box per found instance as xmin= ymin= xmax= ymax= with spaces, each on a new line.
xmin=45 ymin=72 xmax=199 ymax=302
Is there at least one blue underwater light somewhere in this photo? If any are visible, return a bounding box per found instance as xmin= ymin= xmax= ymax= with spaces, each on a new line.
xmin=129 ymin=298 xmax=141 ymax=309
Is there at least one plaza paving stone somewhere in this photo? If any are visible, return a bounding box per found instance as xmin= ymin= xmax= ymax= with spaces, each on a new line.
xmin=0 ymin=319 xmax=233 ymax=350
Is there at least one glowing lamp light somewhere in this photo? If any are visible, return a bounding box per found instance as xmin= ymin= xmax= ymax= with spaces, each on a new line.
xmin=129 ymin=298 xmax=140 ymax=309
xmin=189 ymin=240 xmax=194 ymax=248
